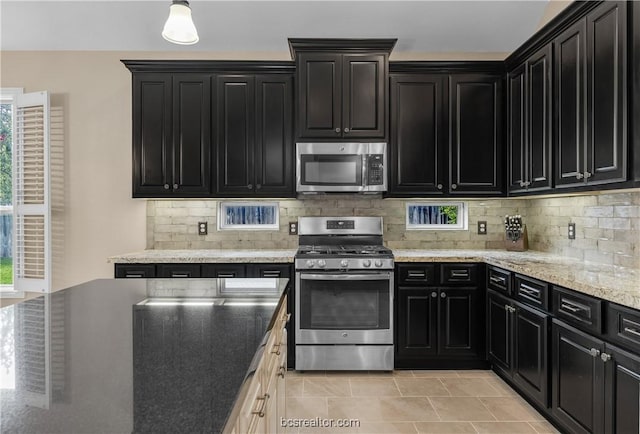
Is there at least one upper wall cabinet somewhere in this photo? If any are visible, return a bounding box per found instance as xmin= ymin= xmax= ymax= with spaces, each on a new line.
xmin=508 ymin=44 xmax=553 ymax=193
xmin=289 ymin=39 xmax=396 ymax=141
xmin=554 ymin=1 xmax=627 ymax=188
xmin=216 ymin=74 xmax=294 ymax=196
xmin=130 ymin=72 xmax=212 ymax=198
xmin=449 ymin=74 xmax=504 ymax=195
xmin=389 ymin=73 xmax=447 ymax=195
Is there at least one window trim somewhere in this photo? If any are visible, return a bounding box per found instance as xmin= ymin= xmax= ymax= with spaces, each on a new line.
xmin=217 ymin=201 xmax=280 ymax=231
xmin=405 ymin=201 xmax=468 ymax=231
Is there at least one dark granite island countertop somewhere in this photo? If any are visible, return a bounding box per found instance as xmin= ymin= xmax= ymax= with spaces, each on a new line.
xmin=0 ymin=277 xmax=289 ymax=434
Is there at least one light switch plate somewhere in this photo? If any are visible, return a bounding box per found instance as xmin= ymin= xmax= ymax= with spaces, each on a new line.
xmin=568 ymin=222 xmax=576 ymax=240
xmin=289 ymin=222 xmax=298 ymax=235
xmin=198 ymin=222 xmax=208 ymax=236
xmin=477 ymin=221 xmax=487 ymax=235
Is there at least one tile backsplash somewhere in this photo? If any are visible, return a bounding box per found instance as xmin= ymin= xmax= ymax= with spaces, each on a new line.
xmin=147 ymin=190 xmax=640 ymax=268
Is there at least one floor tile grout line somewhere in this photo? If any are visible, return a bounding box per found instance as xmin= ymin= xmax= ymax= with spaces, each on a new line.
xmin=476 ymin=396 xmax=500 ymax=422
xmin=425 ymin=396 xmax=443 ymax=422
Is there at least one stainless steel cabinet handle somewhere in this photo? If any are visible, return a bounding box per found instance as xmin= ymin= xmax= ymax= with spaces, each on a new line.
xmin=344 ymin=128 xmax=350 ymax=133
xmin=171 ymin=273 xmax=190 ymax=278
xmin=218 ymin=273 xmax=236 ymax=278
xmin=450 ymin=270 xmax=469 ymax=278
xmin=431 ymin=291 xmax=437 ymax=298
xmin=335 ymin=127 xmax=341 ymax=133
xmin=407 ymin=271 xmax=426 ymax=278
xmin=263 ymin=271 xmax=281 ymax=277
xmin=163 ymin=184 xmax=170 ymax=190
xmin=173 ymin=183 xmax=178 ymax=189
xmin=490 ymin=276 xmax=506 ymax=284
xmin=601 ymin=353 xmax=611 ymax=362
xmin=560 ymin=298 xmax=588 ymax=314
xmin=519 ymin=284 xmax=540 ymax=297
xmin=451 ymin=184 xmax=457 ymax=189
xmin=126 ymin=273 xmax=144 ymax=278
xmin=252 ymin=393 xmax=270 ymax=417
xmin=624 ymin=327 xmax=640 ymax=338
xmin=437 ymin=184 xmax=443 ymax=190
xmin=589 ymin=348 xmax=601 ymax=358
xmin=561 ymin=303 xmax=582 ymax=313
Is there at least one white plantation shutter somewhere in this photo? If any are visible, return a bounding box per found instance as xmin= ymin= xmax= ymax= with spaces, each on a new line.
xmin=14 ymin=91 xmax=50 ymax=293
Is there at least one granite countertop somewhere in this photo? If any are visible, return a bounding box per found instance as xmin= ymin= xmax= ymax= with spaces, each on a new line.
xmin=108 ymin=249 xmax=297 ymax=264
xmin=0 ymin=277 xmax=289 ymax=434
xmin=394 ymin=249 xmax=640 ymax=310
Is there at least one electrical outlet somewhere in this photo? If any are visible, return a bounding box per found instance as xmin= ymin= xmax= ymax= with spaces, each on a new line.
xmin=477 ymin=221 xmax=487 ymax=235
xmin=198 ymin=222 xmax=208 ymax=236
xmin=568 ymin=222 xmax=576 ymax=240
xmin=289 ymin=222 xmax=298 ymax=235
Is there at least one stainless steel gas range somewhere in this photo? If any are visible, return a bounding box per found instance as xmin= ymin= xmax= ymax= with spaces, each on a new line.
xmin=294 ymin=216 xmax=394 ymax=371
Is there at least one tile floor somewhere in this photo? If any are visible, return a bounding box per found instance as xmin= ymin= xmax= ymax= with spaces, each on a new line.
xmin=285 ymin=370 xmax=560 ymax=434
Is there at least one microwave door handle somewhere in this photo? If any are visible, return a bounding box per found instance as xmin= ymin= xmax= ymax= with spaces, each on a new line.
xmin=300 ymin=273 xmax=391 ymax=281
xmin=362 ymin=155 xmax=368 ymax=188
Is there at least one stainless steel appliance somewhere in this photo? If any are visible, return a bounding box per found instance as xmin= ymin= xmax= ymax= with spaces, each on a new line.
xmin=296 ymin=142 xmax=387 ymax=194
xmin=295 ymin=216 xmax=394 ymax=370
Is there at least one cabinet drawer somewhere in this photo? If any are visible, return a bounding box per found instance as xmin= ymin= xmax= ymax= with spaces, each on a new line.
xmin=397 ymin=264 xmax=436 ymax=286
xmin=514 ymin=275 xmax=549 ymax=311
xmin=487 ymin=266 xmax=511 ymax=295
xmin=114 ymin=264 xmax=156 ymax=278
xmin=552 ymin=286 xmax=603 ymax=335
xmin=157 ymin=264 xmax=201 ymax=278
xmin=440 ymin=264 xmax=478 ymax=285
xmin=607 ymin=303 xmax=640 ymax=353
xmin=202 ymin=264 xmax=247 ymax=278
xmin=251 ymin=264 xmax=291 ymax=279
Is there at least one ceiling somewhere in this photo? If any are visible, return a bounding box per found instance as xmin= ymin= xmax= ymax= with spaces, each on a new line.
xmin=1 ymin=1 xmax=551 ymax=56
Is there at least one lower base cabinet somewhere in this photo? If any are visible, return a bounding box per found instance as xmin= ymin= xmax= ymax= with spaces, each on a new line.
xmin=605 ymin=344 xmax=640 ymax=434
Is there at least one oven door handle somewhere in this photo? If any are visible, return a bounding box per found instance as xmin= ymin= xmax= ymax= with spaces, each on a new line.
xmin=299 ymin=273 xmax=391 ymax=281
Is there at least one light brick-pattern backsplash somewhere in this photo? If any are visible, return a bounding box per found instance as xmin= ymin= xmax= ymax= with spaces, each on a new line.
xmin=147 ymin=190 xmax=640 ymax=268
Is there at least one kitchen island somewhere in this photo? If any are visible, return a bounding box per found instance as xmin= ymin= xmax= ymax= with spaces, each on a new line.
xmin=0 ymin=277 xmax=289 ymax=434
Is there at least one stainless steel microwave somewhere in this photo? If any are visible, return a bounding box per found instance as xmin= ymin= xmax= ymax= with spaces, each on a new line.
xmin=296 ymin=143 xmax=387 ymax=194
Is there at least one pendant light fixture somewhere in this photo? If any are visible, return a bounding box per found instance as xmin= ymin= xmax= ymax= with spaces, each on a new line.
xmin=162 ymin=0 xmax=199 ymax=45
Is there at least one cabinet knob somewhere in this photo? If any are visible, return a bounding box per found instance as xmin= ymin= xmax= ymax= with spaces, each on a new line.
xmin=163 ymin=184 xmax=170 ymax=190
xmin=519 ymin=181 xmax=525 ymax=187
xmin=344 ymin=128 xmax=350 ymax=133
xmin=601 ymin=353 xmax=612 ymax=362
xmin=576 ymin=173 xmax=584 ymax=180
xmin=335 ymin=128 xmax=341 ymax=133
xmin=247 ymin=184 xmax=253 ymax=189
xmin=173 ymin=184 xmax=178 ymax=190
xmin=589 ymin=348 xmax=601 ymax=358
xmin=451 ymin=184 xmax=457 ymax=190
xmin=440 ymin=292 xmax=446 ymax=298
xmin=256 ymin=184 xmax=261 ymax=190
xmin=584 ymin=171 xmax=592 ymax=179
xmin=437 ymin=184 xmax=443 ymax=190
xmin=431 ymin=291 xmax=437 ymax=298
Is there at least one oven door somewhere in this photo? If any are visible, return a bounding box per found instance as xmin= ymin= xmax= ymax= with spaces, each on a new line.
xmin=295 ymin=271 xmax=393 ymax=344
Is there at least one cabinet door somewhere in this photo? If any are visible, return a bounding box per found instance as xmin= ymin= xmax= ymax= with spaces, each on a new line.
xmin=172 ymin=74 xmax=212 ymax=196
xmin=216 ymin=76 xmax=255 ymax=195
xmin=527 ymin=44 xmax=553 ymax=191
xmin=508 ymin=64 xmax=527 ymax=193
xmin=449 ymin=74 xmax=503 ymax=194
xmin=132 ymin=73 xmax=172 ymax=197
xmin=512 ymin=303 xmax=550 ymax=408
xmin=297 ymin=53 xmax=342 ymax=139
xmin=255 ymin=75 xmax=294 ymax=196
xmin=633 ymin=2 xmax=640 ymax=182
xmin=389 ymin=74 xmax=446 ymax=195
xmin=551 ymin=320 xmax=605 ymax=434
xmin=487 ymin=291 xmax=512 ymax=375
xmin=554 ymin=19 xmax=587 ymax=187
xmin=342 ymin=54 xmax=386 ymax=139
xmin=438 ymin=287 xmax=481 ymax=357
xmin=586 ymin=1 xmax=627 ymax=184
xmin=604 ymin=343 xmax=640 ymax=434
xmin=396 ymin=287 xmax=438 ymax=360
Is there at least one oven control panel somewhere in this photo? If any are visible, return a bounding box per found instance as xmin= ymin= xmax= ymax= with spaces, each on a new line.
xmin=326 ymin=220 xmax=355 ymax=230
xmin=295 ymin=257 xmax=394 ymax=270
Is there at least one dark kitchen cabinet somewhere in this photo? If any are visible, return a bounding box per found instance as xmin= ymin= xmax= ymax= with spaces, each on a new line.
xmin=290 ymin=39 xmax=395 ymax=141
xmin=131 ymin=73 xmax=212 ymax=198
xmin=449 ymin=74 xmax=504 ymax=195
xmin=508 ymin=44 xmax=553 ymax=193
xmin=114 ymin=264 xmax=157 ymax=278
xmin=216 ymin=74 xmax=294 ymax=196
xmin=487 ymin=290 xmax=550 ymax=408
xmin=555 ymin=1 xmax=627 ymax=187
xmin=389 ymin=74 xmax=446 ymax=195
xmin=551 ymin=319 xmax=605 ymax=434
xmin=157 ymin=264 xmax=201 ymax=278
xmin=605 ymin=344 xmax=640 ymax=434
xmin=395 ymin=263 xmax=484 ymax=368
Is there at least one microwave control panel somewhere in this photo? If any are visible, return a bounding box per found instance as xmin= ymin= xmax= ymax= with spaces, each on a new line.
xmin=367 ymin=155 xmax=384 ymax=185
